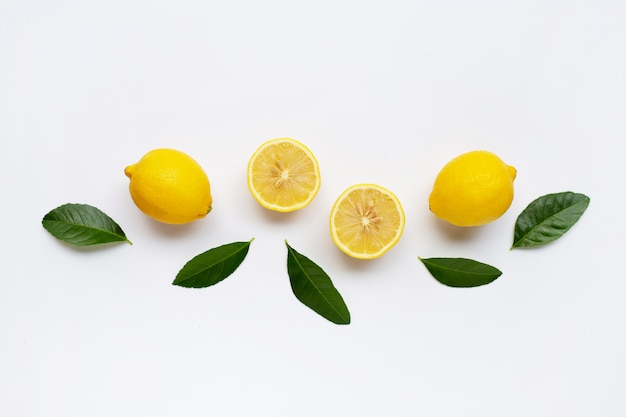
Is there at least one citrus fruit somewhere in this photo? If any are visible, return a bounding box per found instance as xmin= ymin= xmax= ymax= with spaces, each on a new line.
xmin=330 ymin=184 xmax=405 ymax=260
xmin=247 ymin=138 xmax=321 ymax=212
xmin=124 ymin=148 xmax=212 ymax=224
xmin=428 ymin=150 xmax=517 ymax=227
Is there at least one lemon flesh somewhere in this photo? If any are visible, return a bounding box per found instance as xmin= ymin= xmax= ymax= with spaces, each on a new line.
xmin=247 ymin=138 xmax=321 ymax=212
xmin=428 ymin=150 xmax=516 ymax=227
xmin=330 ymin=184 xmax=405 ymax=260
xmin=124 ymin=148 xmax=212 ymax=225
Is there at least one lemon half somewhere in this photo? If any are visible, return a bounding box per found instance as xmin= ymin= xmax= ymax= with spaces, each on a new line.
xmin=330 ymin=184 xmax=405 ymax=260
xmin=247 ymin=138 xmax=321 ymax=212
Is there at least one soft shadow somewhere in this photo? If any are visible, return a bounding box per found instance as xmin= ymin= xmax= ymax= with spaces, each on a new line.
xmin=54 ymin=238 xmax=131 ymax=253
xmin=333 ymin=247 xmax=384 ymax=273
xmin=257 ymin=204 xmax=309 ymax=225
xmin=430 ymin=216 xmax=485 ymax=242
xmin=145 ymin=217 xmax=200 ymax=238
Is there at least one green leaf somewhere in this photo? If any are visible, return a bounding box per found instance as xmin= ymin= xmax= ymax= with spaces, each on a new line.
xmin=419 ymin=257 xmax=502 ymax=288
xmin=173 ymin=239 xmax=253 ymax=288
xmin=285 ymin=241 xmax=350 ymax=325
xmin=42 ymin=203 xmax=131 ymax=246
xmin=511 ymin=192 xmax=590 ymax=249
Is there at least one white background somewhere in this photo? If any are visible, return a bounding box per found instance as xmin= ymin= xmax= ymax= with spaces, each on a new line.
xmin=1 ymin=0 xmax=625 ymax=416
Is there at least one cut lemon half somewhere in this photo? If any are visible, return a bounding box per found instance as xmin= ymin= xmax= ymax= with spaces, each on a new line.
xmin=330 ymin=184 xmax=405 ymax=260
xmin=247 ymin=138 xmax=321 ymax=212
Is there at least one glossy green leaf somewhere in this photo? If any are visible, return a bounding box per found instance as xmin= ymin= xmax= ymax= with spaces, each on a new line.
xmin=286 ymin=241 xmax=350 ymax=325
xmin=419 ymin=257 xmax=502 ymax=288
xmin=42 ymin=203 xmax=131 ymax=246
xmin=173 ymin=239 xmax=253 ymax=288
xmin=512 ymin=192 xmax=590 ymax=249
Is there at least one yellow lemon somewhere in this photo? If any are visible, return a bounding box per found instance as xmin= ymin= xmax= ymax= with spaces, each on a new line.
xmin=428 ymin=150 xmax=517 ymax=227
xmin=124 ymin=148 xmax=212 ymax=224
xmin=247 ymin=138 xmax=321 ymax=212
xmin=330 ymin=184 xmax=405 ymax=260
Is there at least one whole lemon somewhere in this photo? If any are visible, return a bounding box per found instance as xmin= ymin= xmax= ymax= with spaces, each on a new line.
xmin=428 ymin=150 xmax=517 ymax=227
xmin=124 ymin=149 xmax=212 ymax=224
